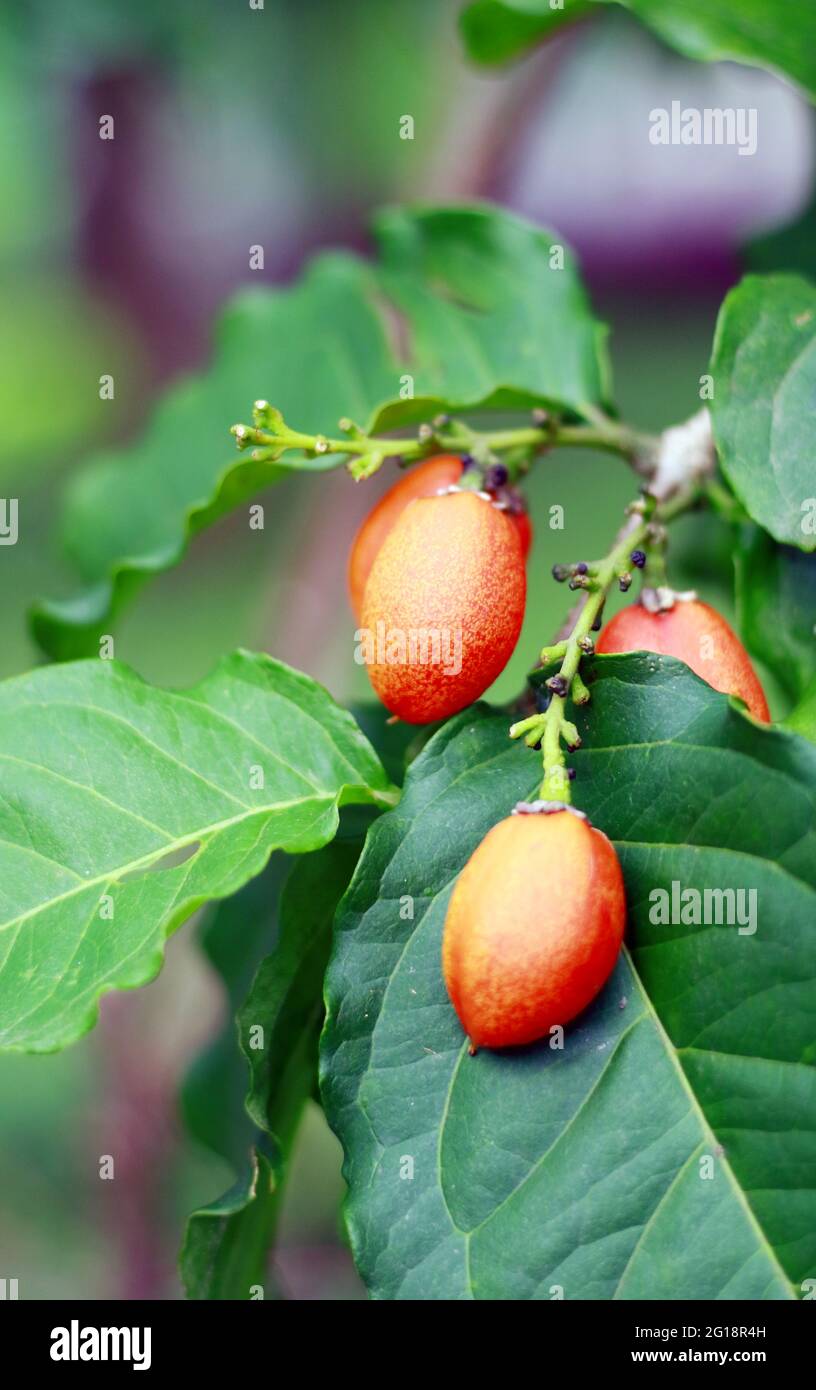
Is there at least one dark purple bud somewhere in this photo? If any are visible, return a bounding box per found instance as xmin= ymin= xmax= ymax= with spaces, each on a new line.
xmin=592 ymin=612 xmax=604 ymax=631
xmin=485 ymin=463 xmax=509 ymax=489
xmin=567 ymin=767 xmax=576 ymax=781
xmin=459 ymin=453 xmax=476 ymax=472
xmin=546 ymin=675 xmax=568 ymax=697
xmin=574 ymin=561 xmax=589 ymax=575
xmin=552 ymin=563 xmax=569 ymax=582
xmin=630 ymin=549 xmax=647 ymax=569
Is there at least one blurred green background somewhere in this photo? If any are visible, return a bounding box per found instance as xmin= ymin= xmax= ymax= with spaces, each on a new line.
xmin=0 ymin=0 xmax=812 ymax=1298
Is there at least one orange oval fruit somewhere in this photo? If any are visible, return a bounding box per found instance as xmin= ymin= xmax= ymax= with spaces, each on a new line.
xmin=359 ymin=490 xmax=526 ymax=723
xmin=443 ymin=809 xmax=626 ymax=1051
xmin=596 ymin=597 xmax=770 ymax=722
xmin=348 ymin=455 xmax=532 ymax=619
xmin=348 ymin=455 xmax=463 ymax=620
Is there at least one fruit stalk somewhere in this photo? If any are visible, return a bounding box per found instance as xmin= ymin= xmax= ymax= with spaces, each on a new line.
xmin=511 ymin=485 xmax=700 ymax=801
xmin=231 ymin=401 xmax=659 ymax=481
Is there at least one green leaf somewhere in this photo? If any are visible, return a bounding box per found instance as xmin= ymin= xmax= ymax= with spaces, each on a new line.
xmin=460 ymin=0 xmax=816 ymax=99
xmin=348 ymin=702 xmax=435 ymax=787
xmin=321 ymin=656 xmax=815 ymax=1299
xmin=0 ymin=650 xmax=395 ymax=1054
xmin=735 ymin=525 xmax=816 ymax=703
xmin=461 ymin=1 xmax=592 ymax=64
xmin=371 ymin=204 xmax=610 ymax=427
xmin=30 ymin=259 xmax=397 ymax=661
xmin=180 ymin=1147 xmax=278 ymax=1301
xmin=180 ymin=857 xmax=291 ymax=1168
xmin=711 ymin=274 xmax=816 ymax=551
xmin=785 ymin=675 xmax=816 ymax=745
xmin=33 ymin=203 xmax=610 ymax=659
xmin=181 ymin=828 xmax=366 ymax=1300
xmin=240 ymin=827 xmax=368 ymax=1138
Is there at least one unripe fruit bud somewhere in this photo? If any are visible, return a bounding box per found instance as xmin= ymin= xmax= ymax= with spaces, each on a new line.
xmin=442 ymin=809 xmax=626 ymax=1051
xmin=348 ymin=455 xmax=531 ymax=619
xmin=360 ymin=491 xmax=526 ymax=724
xmin=596 ymin=597 xmax=771 ymax=722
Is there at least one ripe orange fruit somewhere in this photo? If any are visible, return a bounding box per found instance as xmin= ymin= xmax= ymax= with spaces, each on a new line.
xmin=443 ymin=809 xmax=625 ymax=1051
xmin=513 ymin=508 xmax=533 ymax=561
xmin=359 ymin=490 xmax=525 ymax=723
xmin=596 ymin=597 xmax=770 ymax=722
xmin=348 ymin=455 xmax=463 ymax=619
xmin=348 ymin=455 xmax=531 ymax=619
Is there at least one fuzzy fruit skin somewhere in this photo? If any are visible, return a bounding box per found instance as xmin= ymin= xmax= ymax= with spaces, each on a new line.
xmin=443 ymin=811 xmax=625 ymax=1051
xmin=513 ymin=508 xmax=533 ymax=560
xmin=348 ymin=455 xmax=532 ymax=619
xmin=596 ymin=598 xmax=770 ymax=722
xmin=348 ymin=456 xmax=463 ymax=619
xmin=360 ymin=490 xmax=525 ymax=723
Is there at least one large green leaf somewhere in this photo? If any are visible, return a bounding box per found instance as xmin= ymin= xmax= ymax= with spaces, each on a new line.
xmin=181 ymin=832 xmax=365 ymax=1299
xmin=711 ymin=275 xmax=816 ymax=551
xmin=321 ymin=655 xmax=816 ymax=1299
xmin=371 ymin=205 xmax=610 ymax=425
xmin=33 ymin=203 xmax=609 ymax=660
xmin=0 ymin=651 xmax=394 ymax=1054
xmin=735 ymin=525 xmax=816 ymax=703
xmin=460 ymin=0 xmax=816 ymax=98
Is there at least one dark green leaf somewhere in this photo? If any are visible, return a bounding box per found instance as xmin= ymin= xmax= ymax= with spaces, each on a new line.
xmin=321 ymin=656 xmax=815 ymax=1299
xmin=181 ymin=829 xmax=365 ymax=1300
xmin=240 ymin=828 xmax=368 ymax=1137
xmin=349 ymin=702 xmax=439 ymax=786
xmin=33 ymin=203 xmax=609 ymax=659
xmin=786 ymin=675 xmax=816 ymax=745
xmin=460 ymin=0 xmax=816 ymax=98
xmin=180 ymin=1148 xmax=278 ymax=1301
xmin=180 ymin=857 xmax=290 ymax=1167
xmin=0 ymin=651 xmax=394 ymax=1053
xmin=711 ymin=274 xmax=816 ymax=550
xmin=735 ymin=525 xmax=816 ymax=703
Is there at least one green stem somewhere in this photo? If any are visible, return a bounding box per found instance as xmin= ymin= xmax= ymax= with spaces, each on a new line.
xmin=510 ymin=485 xmax=700 ymax=803
xmin=231 ymin=406 xmax=660 ymax=480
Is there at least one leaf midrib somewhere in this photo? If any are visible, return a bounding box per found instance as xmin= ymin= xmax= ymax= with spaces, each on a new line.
xmin=625 ymin=946 xmax=797 ymax=1299
xmin=432 ymin=944 xmax=797 ymax=1299
xmin=0 ymin=794 xmax=331 ymax=937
